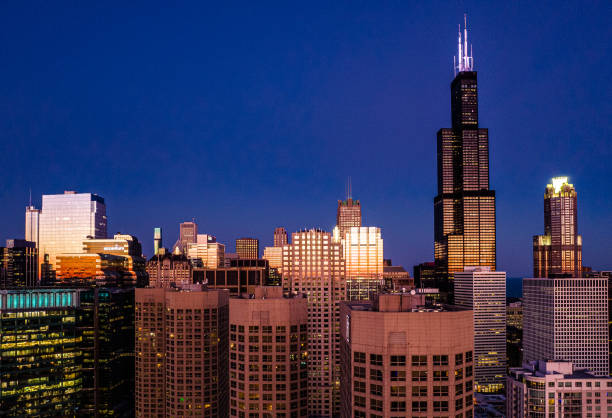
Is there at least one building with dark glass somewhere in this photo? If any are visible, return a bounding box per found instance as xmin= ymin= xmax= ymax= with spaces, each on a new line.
xmin=0 ymin=239 xmax=38 ymax=288
xmin=533 ymin=177 xmax=582 ymax=277
xmin=193 ymin=258 xmax=269 ymax=296
xmin=0 ymin=288 xmax=82 ymax=415
xmin=434 ymin=21 xmax=496 ymax=297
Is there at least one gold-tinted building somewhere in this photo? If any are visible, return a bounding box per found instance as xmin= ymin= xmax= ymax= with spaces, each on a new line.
xmin=533 ymin=177 xmax=582 ymax=277
xmin=236 ymin=237 xmax=259 ymax=259
xmin=434 ymin=24 xmax=496 ymax=295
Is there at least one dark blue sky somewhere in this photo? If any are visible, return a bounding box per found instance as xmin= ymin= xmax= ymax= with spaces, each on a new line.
xmin=1 ymin=2 xmax=610 ymax=277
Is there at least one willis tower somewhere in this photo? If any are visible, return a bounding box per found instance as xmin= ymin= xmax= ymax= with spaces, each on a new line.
xmin=434 ymin=17 xmax=496 ymax=297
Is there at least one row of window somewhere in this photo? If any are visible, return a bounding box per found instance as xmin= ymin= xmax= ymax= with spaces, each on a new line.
xmin=354 ymin=352 xmax=473 ymax=366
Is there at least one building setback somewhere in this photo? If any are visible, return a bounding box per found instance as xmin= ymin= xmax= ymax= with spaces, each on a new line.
xmin=229 ymin=287 xmax=308 ymax=417
xmin=454 ymin=267 xmax=507 ymax=393
xmin=282 ymin=229 xmax=346 ymax=417
xmin=340 ymin=292 xmax=475 ymax=418
xmin=523 ymin=277 xmax=609 ymax=376
xmin=135 ymin=286 xmax=229 ymax=417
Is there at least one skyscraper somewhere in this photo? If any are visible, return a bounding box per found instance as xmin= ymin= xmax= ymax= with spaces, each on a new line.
xmin=282 ymin=229 xmax=346 ymax=417
xmin=434 ymin=18 xmax=496 ymax=294
xmin=186 ymin=234 xmax=225 ymax=268
xmin=172 ymin=221 xmax=198 ymax=254
xmin=38 ymin=191 xmax=107 ymax=273
xmin=340 ymin=292 xmax=474 ymax=418
xmin=533 ymin=177 xmax=582 ymax=277
xmin=25 ymin=205 xmax=40 ymax=245
xmin=454 ymin=266 xmax=506 ymax=393
xmin=0 ymin=239 xmax=38 ymax=288
xmin=236 ymin=237 xmax=259 ymax=259
xmin=523 ymin=277 xmax=609 ymax=376
xmin=336 ymin=198 xmax=361 ymax=239
xmin=274 ymin=227 xmax=288 ymax=247
xmin=153 ymin=227 xmax=162 ymax=255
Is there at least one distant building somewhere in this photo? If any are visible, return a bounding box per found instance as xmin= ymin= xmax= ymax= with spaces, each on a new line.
xmin=383 ymin=264 xmax=414 ymax=290
xmin=340 ymin=292 xmax=474 ymax=418
xmin=506 ymin=300 xmax=523 ymax=368
xmin=193 ymin=258 xmax=269 ymax=296
xmin=282 ymin=229 xmax=345 ymax=416
xmin=38 ymin=191 xmax=107 ymax=274
xmin=333 ymin=226 xmax=383 ymax=301
xmin=274 ymin=227 xmax=288 ymax=247
xmin=135 ymin=286 xmax=229 ymax=417
xmin=455 ymin=267 xmax=506 ymax=393
xmin=236 ymin=237 xmax=259 ymax=259
xmin=533 ymin=177 xmax=583 ymax=277
xmin=186 ymin=234 xmax=225 ymax=268
xmin=25 ymin=205 xmax=40 ymax=245
xmin=146 ymin=253 xmax=192 ymax=288
xmin=507 ymin=360 xmax=612 ymax=417
xmin=413 ymin=261 xmax=438 ymax=288
xmin=229 ymin=287 xmax=308 ymax=418
xmin=153 ymin=227 xmax=162 ymax=256
xmin=523 ymin=277 xmax=609 ymax=376
xmin=263 ymin=246 xmax=282 ymax=270
xmin=0 ymin=239 xmax=38 ymax=288
xmin=173 ymin=221 xmax=198 ymax=254
xmin=336 ymin=198 xmax=361 ymax=239
xmin=0 ymin=288 xmax=82 ymax=415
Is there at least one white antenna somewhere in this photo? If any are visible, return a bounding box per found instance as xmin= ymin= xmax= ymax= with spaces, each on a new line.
xmin=455 ymin=14 xmax=474 ymax=73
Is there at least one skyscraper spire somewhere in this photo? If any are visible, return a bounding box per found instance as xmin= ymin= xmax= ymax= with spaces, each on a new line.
xmin=455 ymin=14 xmax=474 ymax=75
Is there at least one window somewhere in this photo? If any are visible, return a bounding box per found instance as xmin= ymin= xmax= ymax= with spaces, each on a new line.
xmin=354 ymin=366 xmax=366 ymax=379
xmin=354 ymin=396 xmax=366 ymax=408
xmin=370 ymin=369 xmax=383 ymax=381
xmin=455 ymin=383 xmax=463 ymax=396
xmin=455 ymin=353 xmax=463 ymax=365
xmin=390 ymin=386 xmax=406 ymax=397
xmin=434 ymin=370 xmax=449 ymax=381
xmin=390 ymin=355 xmax=406 ymax=366
xmin=390 ymin=370 xmax=406 ymax=381
xmin=370 ymin=354 xmax=383 ymax=366
xmin=433 ymin=355 xmax=449 ymax=366
xmin=412 ymin=355 xmax=427 ymax=366
xmin=354 ymin=352 xmax=366 ymax=364
xmin=412 ymin=386 xmax=427 ymax=397
xmin=412 ymin=371 xmax=427 ymax=382
xmin=433 ymin=401 xmax=449 ymax=412
xmin=455 ymin=368 xmax=464 ymax=380
xmin=354 ymin=381 xmax=365 ymax=393
xmin=370 ymin=399 xmax=383 ymax=411
xmin=412 ymin=401 xmax=427 ymax=412
xmin=370 ymin=384 xmax=383 ymax=397
xmin=354 ymin=411 xmax=366 ymax=418
xmin=465 ymin=366 xmax=472 ymax=377
xmin=433 ymin=386 xmax=449 ymax=397
xmin=465 ymin=380 xmax=473 ymax=393
xmin=465 ymin=351 xmax=473 ymax=363
xmin=390 ymin=401 xmax=406 ymax=412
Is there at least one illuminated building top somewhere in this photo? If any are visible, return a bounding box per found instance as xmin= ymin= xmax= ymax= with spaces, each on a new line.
xmin=455 ymin=14 xmax=474 ymax=75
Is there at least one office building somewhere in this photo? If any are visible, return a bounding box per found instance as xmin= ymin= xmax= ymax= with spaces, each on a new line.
xmin=274 ymin=227 xmax=288 ymax=247
xmin=229 ymin=287 xmax=308 ymax=417
xmin=135 ymin=286 xmax=229 ymax=417
xmin=186 ymin=234 xmax=225 ymax=268
xmin=0 ymin=288 xmax=82 ymax=415
xmin=82 ymin=233 xmax=147 ymax=285
xmin=282 ymin=229 xmax=345 ymax=417
xmin=173 ymin=221 xmax=198 ymax=254
xmin=145 ymin=253 xmax=192 ymax=288
xmin=533 ymin=177 xmax=583 ymax=277
xmin=340 ymin=292 xmax=474 ymax=418
xmin=434 ymin=19 xmax=496 ymax=294
xmin=193 ymin=258 xmax=269 ymax=296
xmin=77 ymin=287 xmax=134 ymax=416
xmin=413 ymin=262 xmax=440 ymax=289
xmin=455 ymin=267 xmax=506 ymax=392
xmin=153 ymin=227 xmax=162 ymax=256
xmin=333 ymin=226 xmax=383 ymax=301
xmin=25 ymin=205 xmax=40 ymax=245
xmin=507 ymin=360 xmax=612 ymax=417
xmin=55 ymin=253 xmax=129 ymax=286
xmin=0 ymin=239 xmax=38 ymax=288
xmin=507 ymin=300 xmax=523 ymax=368
xmin=263 ymin=246 xmax=283 ymax=270
xmin=523 ymin=277 xmax=609 ymax=376
xmin=38 ymin=191 xmax=107 ymax=273
xmin=336 ymin=198 xmax=361 ymax=239
xmin=236 ymin=237 xmax=259 ymax=259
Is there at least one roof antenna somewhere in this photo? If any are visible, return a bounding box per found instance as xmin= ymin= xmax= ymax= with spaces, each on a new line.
xmin=28 ymin=187 xmax=32 ymax=207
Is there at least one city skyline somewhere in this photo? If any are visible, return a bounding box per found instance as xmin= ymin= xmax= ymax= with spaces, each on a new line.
xmin=0 ymin=3 xmax=610 ymax=277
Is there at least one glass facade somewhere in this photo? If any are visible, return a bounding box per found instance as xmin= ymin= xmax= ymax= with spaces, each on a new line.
xmin=1 ymin=240 xmax=38 ymax=288
xmin=38 ymin=191 xmax=107 ymax=275
xmin=434 ymin=70 xmax=496 ymax=295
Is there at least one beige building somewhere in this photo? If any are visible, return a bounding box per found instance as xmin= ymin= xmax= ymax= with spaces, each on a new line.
xmin=229 ymin=287 xmax=308 ymax=417
xmin=187 ymin=234 xmax=225 ymax=268
xmin=135 ymin=286 xmax=229 ymax=417
xmin=340 ymin=292 xmax=475 ymax=418
xmin=263 ymin=246 xmax=283 ymax=270
xmin=282 ymin=229 xmax=346 ymax=417
xmin=507 ymin=360 xmax=612 ymax=417
xmin=145 ymin=253 xmax=192 ymax=288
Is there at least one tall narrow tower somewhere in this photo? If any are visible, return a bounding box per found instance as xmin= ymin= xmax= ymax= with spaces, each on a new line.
xmin=434 ymin=17 xmax=496 ymax=293
xmin=336 ymin=179 xmax=361 ymax=239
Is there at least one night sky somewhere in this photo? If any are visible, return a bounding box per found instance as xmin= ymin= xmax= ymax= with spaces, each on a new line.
xmin=0 ymin=2 xmax=610 ymax=277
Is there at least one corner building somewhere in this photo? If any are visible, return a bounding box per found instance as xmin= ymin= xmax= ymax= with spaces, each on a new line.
xmin=135 ymin=286 xmax=229 ymax=417
xmin=340 ymin=293 xmax=475 ymax=418
xmin=282 ymin=229 xmax=346 ymax=417
xmin=229 ymin=286 xmax=308 ymax=417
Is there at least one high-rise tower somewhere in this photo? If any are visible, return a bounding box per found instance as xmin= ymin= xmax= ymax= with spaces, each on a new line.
xmin=434 ymin=17 xmax=496 ymax=294
xmin=533 ymin=177 xmax=582 ymax=277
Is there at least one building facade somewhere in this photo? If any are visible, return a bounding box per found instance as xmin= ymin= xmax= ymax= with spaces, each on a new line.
xmin=507 ymin=360 xmax=612 ymax=417
xmin=0 ymin=288 xmax=82 ymax=415
xmin=340 ymin=293 xmax=475 ymax=418
xmin=454 ymin=267 xmax=506 ymax=393
xmin=186 ymin=234 xmax=225 ymax=269
xmin=135 ymin=286 xmax=229 ymax=417
xmin=38 ymin=191 xmax=107 ymax=274
xmin=523 ymin=277 xmax=609 ymax=376
xmin=274 ymin=227 xmax=288 ymax=247
xmin=236 ymin=238 xmax=259 ymax=259
xmin=0 ymin=239 xmax=38 ymax=288
xmin=228 ymin=287 xmax=308 ymax=417
xmin=146 ymin=253 xmax=192 ymax=288
xmin=434 ymin=21 xmax=496 ymax=295
xmin=533 ymin=177 xmax=583 ymax=277
xmin=153 ymin=227 xmax=162 ymax=256
xmin=193 ymin=259 xmax=269 ymax=297
xmin=282 ymin=229 xmax=346 ymax=417
xmin=336 ymin=198 xmax=361 ymax=239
